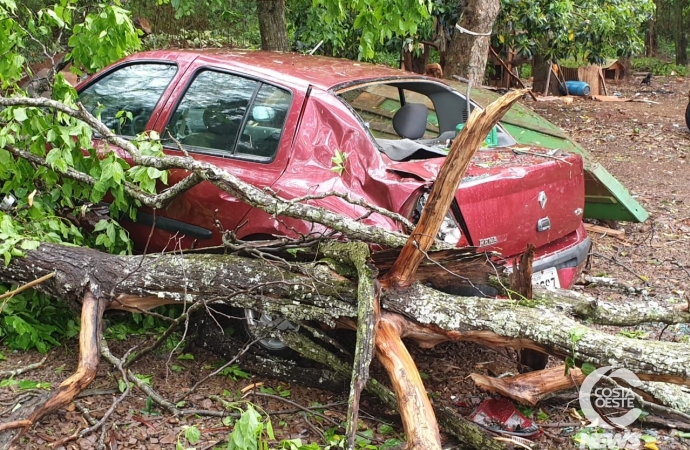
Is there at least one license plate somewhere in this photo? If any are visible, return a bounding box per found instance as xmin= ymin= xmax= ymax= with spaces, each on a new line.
xmin=531 ymin=267 xmax=560 ymax=290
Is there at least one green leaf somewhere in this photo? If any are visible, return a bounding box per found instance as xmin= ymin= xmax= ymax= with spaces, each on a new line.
xmin=378 ymin=424 xmax=394 ymax=435
xmin=19 ymin=240 xmax=40 ymax=251
xmin=581 ymin=362 xmax=596 ymax=376
xmin=13 ymin=108 xmax=28 ymax=122
xmin=184 ymin=425 xmax=201 ymax=444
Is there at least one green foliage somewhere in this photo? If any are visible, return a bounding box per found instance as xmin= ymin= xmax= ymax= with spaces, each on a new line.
xmin=0 ymin=287 xmax=78 ymax=353
xmin=0 ymin=377 xmax=51 ymax=390
xmin=289 ymin=0 xmax=432 ymax=60
xmin=632 ymin=57 xmax=688 ymax=76
xmin=259 ymin=384 xmax=291 ymax=398
xmin=618 ymin=329 xmax=649 ymax=339
xmin=177 ymin=425 xmax=201 ymax=450
xmin=330 ymin=149 xmax=348 ymax=176
xmin=219 ymin=364 xmax=250 ymax=381
xmin=0 ymin=0 xmax=176 ymax=352
xmin=105 ymin=305 xmax=183 ymax=341
xmin=226 ymin=404 xmax=274 ymax=450
xmin=67 ymin=1 xmax=141 ymax=75
xmin=497 ymin=0 xmax=655 ymax=62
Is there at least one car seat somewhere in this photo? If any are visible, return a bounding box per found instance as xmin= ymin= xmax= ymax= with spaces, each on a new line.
xmin=182 ymin=100 xmax=246 ymax=152
xmin=392 ymin=103 xmax=429 ymax=140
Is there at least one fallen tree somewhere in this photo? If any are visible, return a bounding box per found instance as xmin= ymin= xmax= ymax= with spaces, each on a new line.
xmin=2 ymin=242 xmax=690 ymax=447
xmin=2 ymin=87 xmax=690 ymax=450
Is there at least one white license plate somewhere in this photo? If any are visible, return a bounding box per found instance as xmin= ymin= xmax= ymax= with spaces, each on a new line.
xmin=531 ymin=267 xmax=560 ymax=290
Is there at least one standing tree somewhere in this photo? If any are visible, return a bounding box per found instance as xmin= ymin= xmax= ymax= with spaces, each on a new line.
xmin=444 ymin=0 xmax=501 ymax=85
xmin=495 ymin=0 xmax=655 ymax=90
xmin=257 ymin=0 xmax=289 ymax=51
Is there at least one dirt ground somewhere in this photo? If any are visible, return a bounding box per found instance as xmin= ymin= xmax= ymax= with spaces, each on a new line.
xmin=2 ymin=76 xmax=690 ymax=450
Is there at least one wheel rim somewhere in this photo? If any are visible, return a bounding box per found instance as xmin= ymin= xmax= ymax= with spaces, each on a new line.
xmin=244 ymin=309 xmax=298 ymax=351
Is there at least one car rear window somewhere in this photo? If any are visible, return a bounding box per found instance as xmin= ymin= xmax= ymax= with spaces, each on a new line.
xmin=78 ymin=63 xmax=177 ymax=137
xmin=340 ymin=85 xmax=439 ymax=140
xmin=163 ymin=70 xmax=291 ymax=161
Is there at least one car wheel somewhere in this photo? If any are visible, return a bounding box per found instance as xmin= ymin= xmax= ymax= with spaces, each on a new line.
xmin=685 ymin=102 xmax=690 ymax=131
xmin=239 ymin=308 xmax=300 ymax=356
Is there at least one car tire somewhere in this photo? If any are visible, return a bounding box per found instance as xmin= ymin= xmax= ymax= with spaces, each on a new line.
xmin=685 ymin=102 xmax=690 ymax=131
xmin=233 ymin=307 xmax=300 ymax=358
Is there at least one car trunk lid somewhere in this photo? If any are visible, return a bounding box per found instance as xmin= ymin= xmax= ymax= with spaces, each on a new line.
xmin=387 ymin=146 xmax=585 ymax=257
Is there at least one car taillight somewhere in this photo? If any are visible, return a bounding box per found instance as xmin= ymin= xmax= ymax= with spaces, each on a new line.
xmin=413 ymin=192 xmax=462 ymax=246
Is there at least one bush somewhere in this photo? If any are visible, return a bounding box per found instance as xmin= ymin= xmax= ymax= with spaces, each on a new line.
xmin=632 ymin=57 xmax=688 ymax=76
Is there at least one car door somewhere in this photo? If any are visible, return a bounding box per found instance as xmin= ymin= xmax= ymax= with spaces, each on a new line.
xmin=133 ymin=64 xmax=298 ymax=251
xmin=78 ymin=61 xmax=181 ymax=140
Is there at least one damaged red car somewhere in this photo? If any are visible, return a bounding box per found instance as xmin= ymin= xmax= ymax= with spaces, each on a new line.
xmin=77 ymin=50 xmax=590 ymax=348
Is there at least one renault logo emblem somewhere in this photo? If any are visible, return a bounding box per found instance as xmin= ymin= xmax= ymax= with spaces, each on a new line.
xmin=538 ymin=191 xmax=547 ymax=209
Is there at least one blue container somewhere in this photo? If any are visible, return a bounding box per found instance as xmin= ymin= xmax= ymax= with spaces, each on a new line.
xmin=560 ymin=80 xmax=591 ymax=96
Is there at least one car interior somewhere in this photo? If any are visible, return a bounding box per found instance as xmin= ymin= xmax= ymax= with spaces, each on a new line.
xmin=339 ymin=81 xmax=516 ymax=161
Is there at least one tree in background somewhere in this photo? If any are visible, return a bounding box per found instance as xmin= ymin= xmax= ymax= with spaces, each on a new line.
xmin=493 ymin=0 xmax=654 ymax=90
xmin=257 ymin=0 xmax=289 ymax=51
xmin=645 ymin=0 xmax=689 ymax=64
xmin=444 ymin=0 xmax=501 ymax=85
xmin=290 ymin=0 xmax=432 ymax=60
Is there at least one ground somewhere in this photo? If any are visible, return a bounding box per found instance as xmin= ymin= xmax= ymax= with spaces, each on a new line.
xmin=1 ymin=75 xmax=690 ymax=450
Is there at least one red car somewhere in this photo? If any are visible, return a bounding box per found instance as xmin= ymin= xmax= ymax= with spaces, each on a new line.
xmin=77 ymin=50 xmax=589 ymax=350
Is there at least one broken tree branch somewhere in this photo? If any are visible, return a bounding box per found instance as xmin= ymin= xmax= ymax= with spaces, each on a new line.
xmin=383 ymin=89 xmax=528 ymax=288
xmin=0 ymin=290 xmax=107 ymax=449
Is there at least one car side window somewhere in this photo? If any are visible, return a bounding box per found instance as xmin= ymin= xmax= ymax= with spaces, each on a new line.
xmin=78 ymin=63 xmax=177 ymax=136
xmin=235 ymin=84 xmax=291 ymax=159
xmin=164 ymin=70 xmax=257 ymax=156
xmin=163 ymin=70 xmax=291 ymax=160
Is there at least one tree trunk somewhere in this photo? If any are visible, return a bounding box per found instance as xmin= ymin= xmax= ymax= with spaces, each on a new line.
xmin=532 ymin=54 xmax=559 ymax=95
xmin=257 ymin=0 xmax=289 ymax=52
xmin=646 ymin=18 xmax=657 ymax=57
xmin=444 ymin=0 xmax=501 ymax=85
xmin=3 ymin=244 xmax=690 ymax=382
xmin=619 ymin=57 xmax=632 ymax=81
xmin=675 ymin=0 xmax=688 ymax=66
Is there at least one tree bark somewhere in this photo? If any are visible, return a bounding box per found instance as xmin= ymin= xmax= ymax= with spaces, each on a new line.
xmin=257 ymin=0 xmax=289 ymax=52
xmin=444 ymin=0 xmax=501 ymax=85
xmin=675 ymin=0 xmax=688 ymax=66
xmin=3 ymin=244 xmax=690 ymax=447
xmin=532 ymin=54 xmax=558 ymax=95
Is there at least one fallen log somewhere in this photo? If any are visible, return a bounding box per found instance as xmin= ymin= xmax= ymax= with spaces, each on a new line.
xmin=2 ymin=243 xmax=690 ymax=449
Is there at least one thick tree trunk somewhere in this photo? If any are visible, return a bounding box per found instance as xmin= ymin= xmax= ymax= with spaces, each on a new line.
xmin=3 ymin=244 xmax=690 ymax=383
xmin=532 ymin=54 xmax=559 ymax=95
xmin=257 ymin=0 xmax=289 ymax=52
xmin=3 ymin=244 xmax=690 ymax=447
xmin=444 ymin=0 xmax=500 ymax=85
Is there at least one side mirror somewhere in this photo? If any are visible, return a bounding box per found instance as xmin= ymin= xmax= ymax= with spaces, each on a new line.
xmin=252 ymin=105 xmax=275 ymax=122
